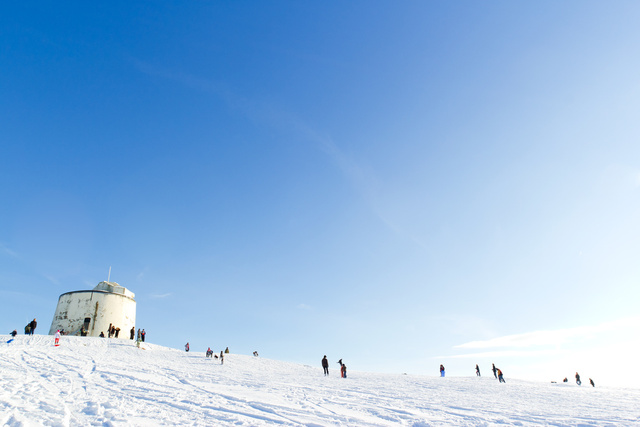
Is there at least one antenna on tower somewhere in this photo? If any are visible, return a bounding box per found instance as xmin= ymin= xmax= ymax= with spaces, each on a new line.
xmin=108 ymin=266 xmax=111 ymax=283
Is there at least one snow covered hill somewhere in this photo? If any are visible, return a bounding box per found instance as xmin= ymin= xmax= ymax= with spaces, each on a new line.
xmin=1 ymin=335 xmax=639 ymax=426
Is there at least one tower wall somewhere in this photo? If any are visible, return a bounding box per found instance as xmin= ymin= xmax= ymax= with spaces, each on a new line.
xmin=49 ymin=290 xmax=136 ymax=338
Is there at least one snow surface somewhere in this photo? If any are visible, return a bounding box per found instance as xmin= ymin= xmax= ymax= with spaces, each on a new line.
xmin=1 ymin=335 xmax=639 ymax=426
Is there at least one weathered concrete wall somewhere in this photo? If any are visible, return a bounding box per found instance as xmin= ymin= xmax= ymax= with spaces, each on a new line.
xmin=49 ymin=290 xmax=136 ymax=338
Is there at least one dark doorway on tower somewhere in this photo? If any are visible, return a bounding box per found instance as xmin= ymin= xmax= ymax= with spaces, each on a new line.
xmin=81 ymin=317 xmax=91 ymax=336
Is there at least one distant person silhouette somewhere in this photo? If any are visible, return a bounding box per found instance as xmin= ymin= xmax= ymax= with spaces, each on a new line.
xmin=475 ymin=364 xmax=481 ymax=376
xmin=322 ymin=356 xmax=329 ymax=376
xmin=492 ymin=363 xmax=497 ymax=379
xmin=589 ymin=378 xmax=595 ymax=387
xmin=575 ymin=372 xmax=581 ymax=386
xmin=440 ymin=365 xmax=445 ymax=377
xmin=497 ymin=368 xmax=505 ymax=383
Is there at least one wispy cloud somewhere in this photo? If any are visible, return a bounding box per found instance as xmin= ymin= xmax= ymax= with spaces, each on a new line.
xmin=290 ymin=125 xmax=429 ymax=248
xmin=0 ymin=243 xmax=18 ymax=258
xmin=297 ymin=303 xmax=312 ymax=310
xmin=132 ymin=59 xmax=251 ymax=113
xmin=136 ymin=268 xmax=149 ymax=281
xmin=132 ymin=60 xmax=428 ymax=248
xmin=436 ymin=349 xmax=566 ymax=360
xmin=150 ymin=293 xmax=172 ymax=299
xmin=44 ymin=275 xmax=60 ymax=285
xmin=454 ymin=317 xmax=640 ymax=350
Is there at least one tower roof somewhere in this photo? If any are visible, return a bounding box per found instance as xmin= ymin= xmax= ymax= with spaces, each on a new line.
xmin=93 ymin=281 xmax=135 ymax=299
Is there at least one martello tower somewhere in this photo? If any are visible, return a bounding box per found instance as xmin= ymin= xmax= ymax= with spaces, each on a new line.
xmin=49 ymin=280 xmax=136 ymax=338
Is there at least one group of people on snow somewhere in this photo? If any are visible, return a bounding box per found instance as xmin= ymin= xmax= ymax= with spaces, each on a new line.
xmin=24 ymin=318 xmax=37 ymax=335
xmin=195 ymin=345 xmax=229 ymax=364
xmin=106 ymin=323 xmax=121 ymax=338
xmin=564 ymin=372 xmax=595 ymax=387
xmin=321 ymin=356 xmax=347 ymax=378
xmin=437 ymin=363 xmax=505 ymax=382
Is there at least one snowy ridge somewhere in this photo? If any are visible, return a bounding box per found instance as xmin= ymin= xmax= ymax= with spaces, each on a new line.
xmin=1 ymin=335 xmax=639 ymax=426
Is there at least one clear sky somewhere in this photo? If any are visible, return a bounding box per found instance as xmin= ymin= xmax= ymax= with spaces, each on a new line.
xmin=2 ymin=2 xmax=639 ymax=387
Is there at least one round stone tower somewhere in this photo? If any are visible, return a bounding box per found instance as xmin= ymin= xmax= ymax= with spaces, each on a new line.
xmin=49 ymin=281 xmax=136 ymax=338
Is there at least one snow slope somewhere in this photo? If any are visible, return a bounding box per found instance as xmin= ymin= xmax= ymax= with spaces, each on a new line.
xmin=1 ymin=335 xmax=639 ymax=426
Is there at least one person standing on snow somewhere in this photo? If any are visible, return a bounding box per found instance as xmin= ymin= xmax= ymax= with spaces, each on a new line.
xmin=475 ymin=364 xmax=481 ymax=376
xmin=220 ymin=351 xmax=224 ymax=365
xmin=492 ymin=363 xmax=498 ymax=379
xmin=141 ymin=329 xmax=146 ymax=342
xmin=322 ymin=356 xmax=329 ymax=376
xmin=575 ymin=372 xmax=581 ymax=385
xmin=185 ymin=342 xmax=189 ymax=352
xmin=589 ymin=378 xmax=595 ymax=387
xmin=497 ymin=368 xmax=505 ymax=383
xmin=130 ymin=327 xmax=135 ymax=340
xmin=30 ymin=318 xmax=37 ymax=335
xmin=54 ymin=330 xmax=61 ymax=346
xmin=440 ymin=365 xmax=445 ymax=377
xmin=341 ymin=363 xmax=347 ymax=378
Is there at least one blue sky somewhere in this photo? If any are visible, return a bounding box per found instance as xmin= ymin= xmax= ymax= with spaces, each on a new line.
xmin=2 ymin=2 xmax=640 ymax=386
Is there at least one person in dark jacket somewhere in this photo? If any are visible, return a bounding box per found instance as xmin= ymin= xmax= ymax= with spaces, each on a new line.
xmin=475 ymin=364 xmax=481 ymax=376
xmin=341 ymin=363 xmax=347 ymax=378
xmin=497 ymin=368 xmax=505 ymax=383
xmin=322 ymin=356 xmax=329 ymax=376
xmin=29 ymin=319 xmax=37 ymax=335
xmin=589 ymin=378 xmax=595 ymax=387
xmin=492 ymin=363 xmax=497 ymax=379
xmin=141 ymin=329 xmax=146 ymax=342
xmin=440 ymin=364 xmax=445 ymax=377
xmin=10 ymin=330 xmax=17 ymax=338
xmin=130 ymin=327 xmax=135 ymax=340
xmin=575 ymin=372 xmax=582 ymax=386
